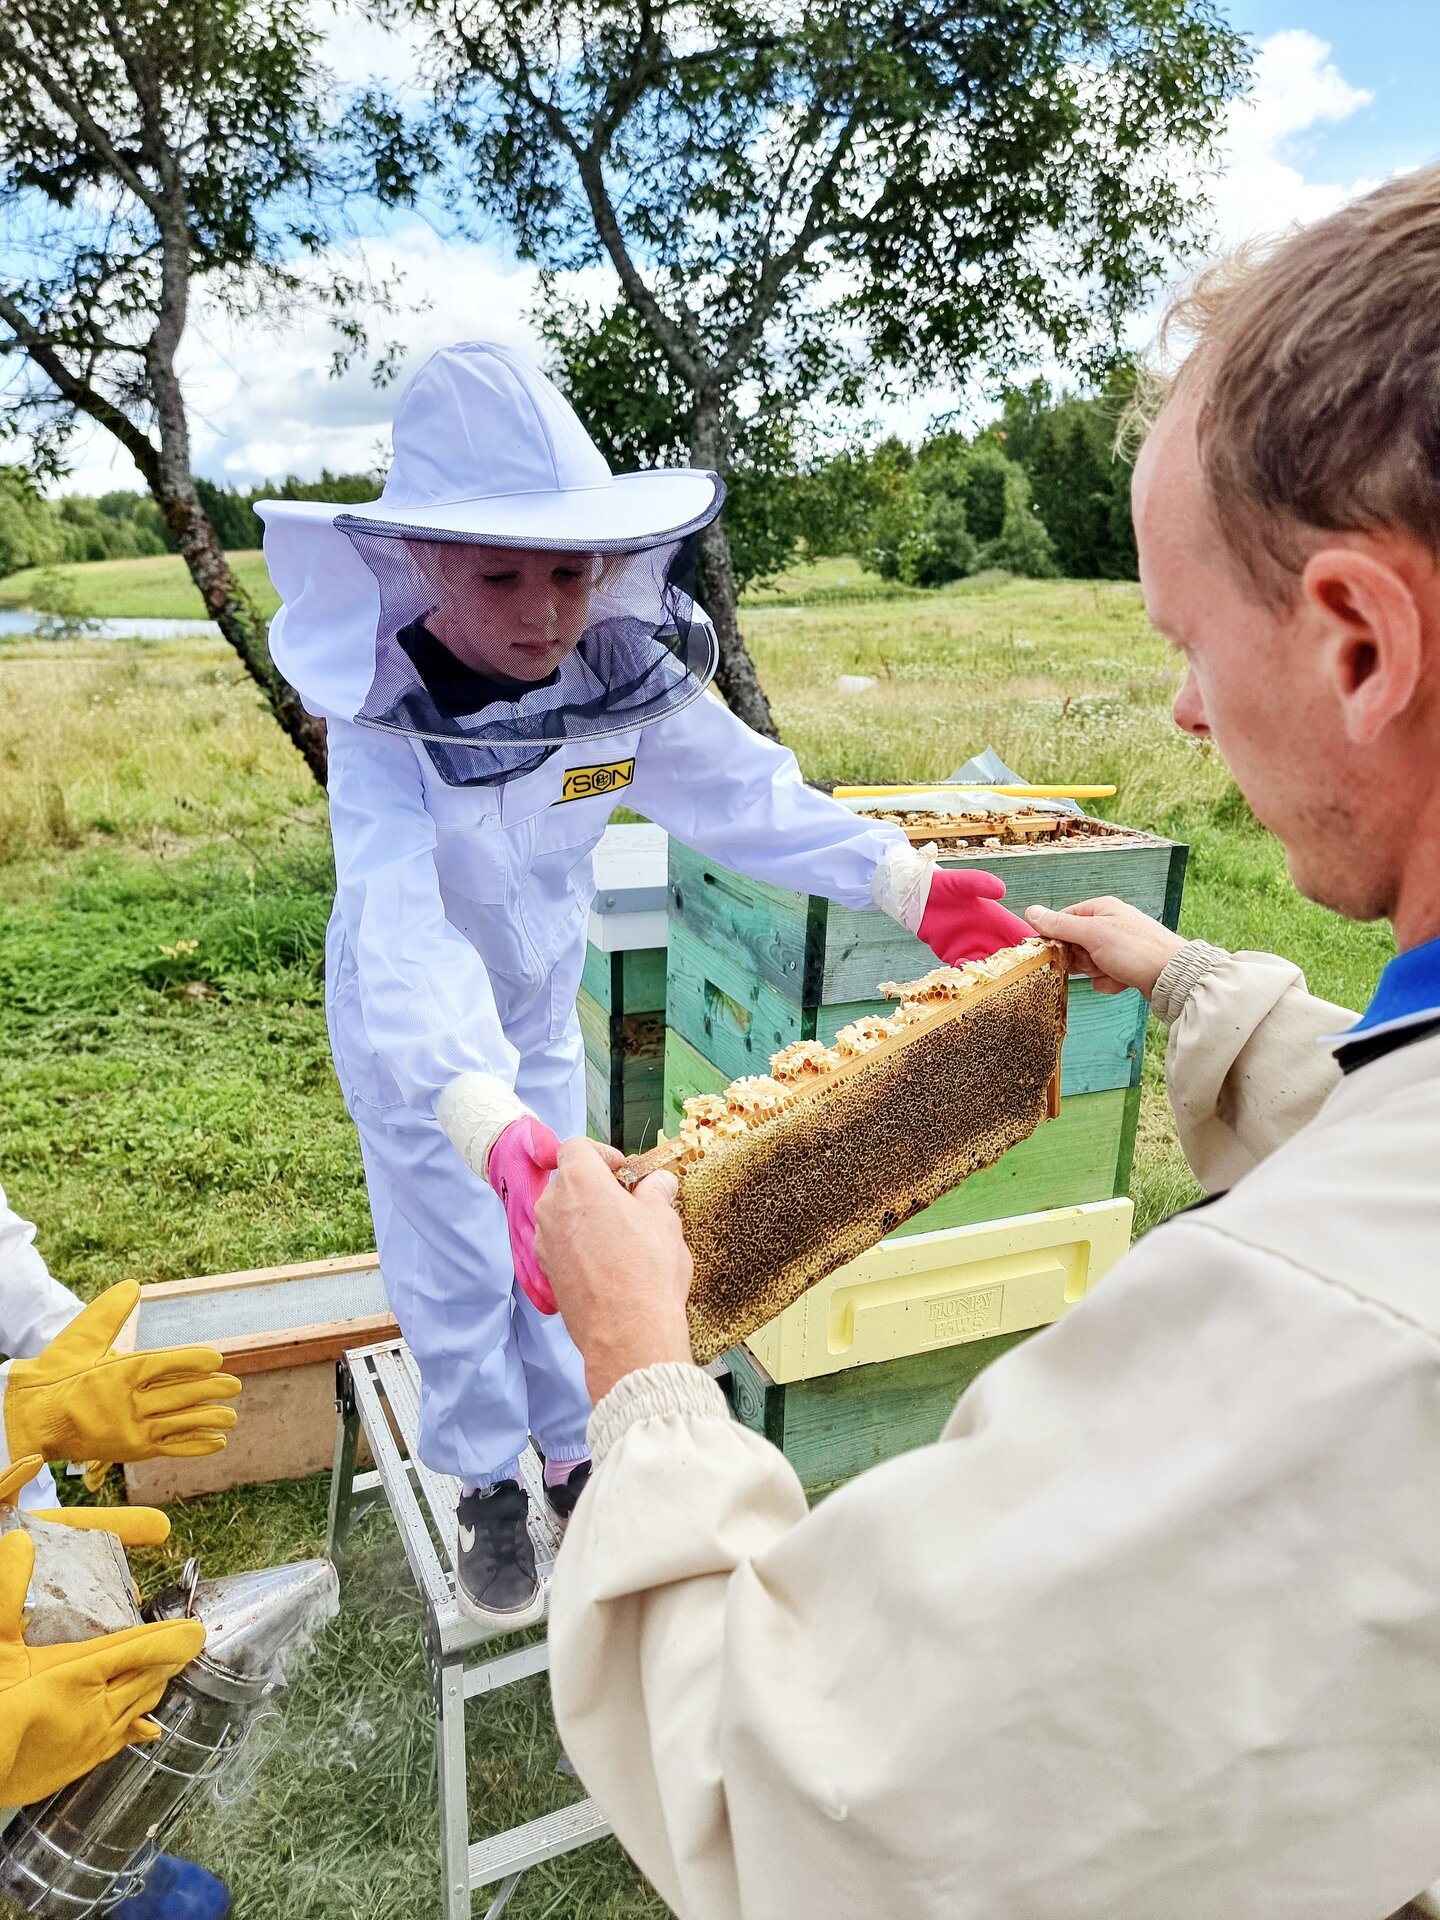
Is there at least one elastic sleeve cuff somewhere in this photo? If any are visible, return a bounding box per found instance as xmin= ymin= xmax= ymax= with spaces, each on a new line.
xmin=0 ymin=1366 xmax=12 ymax=1475
xmin=1152 ymin=940 xmax=1230 ymax=1028
xmin=868 ymin=837 xmax=936 ymax=933
xmin=434 ymin=1072 xmax=533 ymax=1180
xmin=588 ymin=1362 xmax=731 ymax=1465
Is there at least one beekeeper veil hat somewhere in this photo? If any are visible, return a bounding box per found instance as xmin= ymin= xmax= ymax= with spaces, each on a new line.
xmin=257 ymin=342 xmax=725 ymax=787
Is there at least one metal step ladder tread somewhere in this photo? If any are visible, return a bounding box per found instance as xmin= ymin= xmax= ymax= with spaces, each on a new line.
xmin=468 ymin=1799 xmax=612 ymax=1888
xmin=348 ymin=1345 xmax=453 ymax=1611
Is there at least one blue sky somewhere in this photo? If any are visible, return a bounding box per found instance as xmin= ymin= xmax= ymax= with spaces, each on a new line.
xmin=52 ymin=1 xmax=1440 ymax=496
xmin=1227 ymin=0 xmax=1438 ymax=184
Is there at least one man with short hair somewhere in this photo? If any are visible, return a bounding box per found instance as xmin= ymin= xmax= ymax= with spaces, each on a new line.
xmin=533 ymin=164 xmax=1440 ymax=1920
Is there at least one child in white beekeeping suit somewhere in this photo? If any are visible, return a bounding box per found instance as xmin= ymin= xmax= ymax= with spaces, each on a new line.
xmin=257 ymin=342 xmax=1030 ymax=1629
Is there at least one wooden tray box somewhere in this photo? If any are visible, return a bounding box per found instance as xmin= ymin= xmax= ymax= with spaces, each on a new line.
xmin=726 ymin=1328 xmax=1033 ymax=1496
xmin=727 ymin=1197 xmax=1133 ymax=1492
xmin=122 ymin=1255 xmax=397 ymax=1503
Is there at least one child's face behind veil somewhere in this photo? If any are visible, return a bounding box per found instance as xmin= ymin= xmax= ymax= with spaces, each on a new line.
xmin=409 ymin=541 xmax=598 ymax=684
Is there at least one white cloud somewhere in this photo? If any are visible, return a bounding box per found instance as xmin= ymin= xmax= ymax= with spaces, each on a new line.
xmin=55 ymin=225 xmax=611 ymax=495
xmin=1207 ymin=29 xmax=1376 ymax=245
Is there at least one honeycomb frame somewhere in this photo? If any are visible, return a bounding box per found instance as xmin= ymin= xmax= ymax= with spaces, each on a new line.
xmin=621 ymin=941 xmax=1069 ymax=1363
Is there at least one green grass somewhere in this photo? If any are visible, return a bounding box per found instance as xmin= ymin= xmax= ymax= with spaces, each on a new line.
xmin=0 ymin=545 xmax=921 ymax=622
xmin=0 ymin=549 xmax=279 ymax=619
xmin=0 ymin=560 xmax=1394 ymax=1916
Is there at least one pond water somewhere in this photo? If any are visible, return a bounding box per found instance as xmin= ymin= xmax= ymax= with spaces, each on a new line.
xmin=0 ymin=609 xmax=222 ymax=641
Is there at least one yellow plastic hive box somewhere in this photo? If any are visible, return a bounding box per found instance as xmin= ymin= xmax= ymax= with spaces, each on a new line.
xmin=743 ymin=1198 xmax=1133 ymax=1385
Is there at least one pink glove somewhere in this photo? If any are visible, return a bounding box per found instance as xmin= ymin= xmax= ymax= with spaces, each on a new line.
xmin=487 ymin=1117 xmax=562 ymax=1314
xmin=918 ymin=868 xmax=1033 ymax=965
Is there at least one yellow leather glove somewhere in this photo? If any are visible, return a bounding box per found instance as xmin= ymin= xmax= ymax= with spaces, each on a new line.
xmin=0 ymin=1455 xmax=172 ymax=1549
xmin=0 ymin=1525 xmax=204 ymax=1805
xmin=3 ymin=1281 xmax=241 ymax=1467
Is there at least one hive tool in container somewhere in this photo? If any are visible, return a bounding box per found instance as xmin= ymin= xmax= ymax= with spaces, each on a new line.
xmin=0 ymin=1555 xmax=338 ymax=1916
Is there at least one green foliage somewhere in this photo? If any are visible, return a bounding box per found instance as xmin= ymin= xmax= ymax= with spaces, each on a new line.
xmin=1027 ymin=401 xmax=1138 ymax=579
xmin=834 ymin=436 xmax=1051 ymax=586
xmin=377 ymin=0 xmax=1246 ymax=399
xmin=996 ymin=366 xmax=1140 ymax=579
xmin=0 ymin=466 xmax=60 ymax=574
xmin=0 ymin=0 xmax=359 ymax=479
xmin=798 ymin=368 xmax=1137 ymax=584
xmin=979 ymin=462 xmax=1057 ymax=578
xmin=0 ymin=472 xmax=380 ymax=586
xmin=539 ymin=297 xmax=806 ymax=592
xmin=954 ymin=441 xmax=1010 ymax=547
xmin=53 ymin=494 xmax=168 ymax=564
xmin=194 ymin=471 xmax=382 ymax=553
xmin=368 ymin=0 xmax=1247 ymax=717
xmin=901 ymin=492 xmax=978 ymax=588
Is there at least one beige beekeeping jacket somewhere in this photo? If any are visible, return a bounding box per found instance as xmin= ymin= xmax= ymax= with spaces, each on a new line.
xmin=549 ymin=943 xmax=1440 ymax=1920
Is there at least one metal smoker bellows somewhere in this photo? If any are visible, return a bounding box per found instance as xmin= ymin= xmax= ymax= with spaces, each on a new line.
xmin=0 ymin=1556 xmax=338 ymax=1916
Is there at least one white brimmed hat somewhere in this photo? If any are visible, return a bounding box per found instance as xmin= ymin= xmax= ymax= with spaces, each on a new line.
xmin=258 ymin=340 xmax=723 ymax=549
xmin=257 ymin=342 xmax=724 ymax=763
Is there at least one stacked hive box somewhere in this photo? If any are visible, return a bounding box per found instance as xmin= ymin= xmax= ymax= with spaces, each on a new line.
xmin=663 ymin=818 xmax=1188 ymax=1488
xmin=579 ymin=823 xmax=670 ymax=1152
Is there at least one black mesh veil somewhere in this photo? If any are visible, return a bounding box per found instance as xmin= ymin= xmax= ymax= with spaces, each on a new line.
xmin=339 ymin=520 xmax=718 ymax=788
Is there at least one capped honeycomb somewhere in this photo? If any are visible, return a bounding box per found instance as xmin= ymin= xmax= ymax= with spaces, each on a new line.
xmin=620 ymin=940 xmax=1068 ymax=1364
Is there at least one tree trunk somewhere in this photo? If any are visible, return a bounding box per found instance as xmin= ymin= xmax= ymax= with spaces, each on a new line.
xmin=144 ymin=229 xmax=329 ymax=786
xmin=161 ymin=491 xmax=328 ymax=786
xmin=690 ymin=398 xmax=778 ymax=741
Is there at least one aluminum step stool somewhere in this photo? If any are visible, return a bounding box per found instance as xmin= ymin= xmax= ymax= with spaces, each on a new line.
xmin=326 ymin=1338 xmax=610 ymax=1920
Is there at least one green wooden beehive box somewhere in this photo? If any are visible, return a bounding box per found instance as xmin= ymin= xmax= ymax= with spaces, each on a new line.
xmin=664 ymin=812 xmax=1186 ymax=1491
xmin=579 ymin=824 xmax=669 ymax=1152
xmin=664 ymin=818 xmax=1187 ymax=1239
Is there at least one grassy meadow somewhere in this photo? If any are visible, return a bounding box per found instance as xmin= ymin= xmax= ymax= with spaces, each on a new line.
xmin=0 ymin=548 xmax=279 ymax=620
xmin=0 ymin=556 xmax=1393 ymax=1916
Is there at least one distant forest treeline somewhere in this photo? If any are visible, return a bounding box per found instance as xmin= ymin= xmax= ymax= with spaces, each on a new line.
xmin=0 ymin=468 xmax=382 ymax=577
xmin=0 ymin=378 xmax=1136 ymax=589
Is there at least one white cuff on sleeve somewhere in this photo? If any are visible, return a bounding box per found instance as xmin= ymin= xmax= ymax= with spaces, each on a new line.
xmin=435 ymin=1073 xmax=534 ymax=1182
xmin=588 ymin=1362 xmax=731 ymax=1465
xmin=869 ymin=838 xmax=937 ymax=934
xmin=1152 ymin=940 xmax=1231 ymax=1028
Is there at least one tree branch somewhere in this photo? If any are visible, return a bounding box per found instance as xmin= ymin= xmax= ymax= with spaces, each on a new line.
xmin=715 ymin=107 xmax=862 ymax=383
xmin=0 ymin=21 xmax=166 ymax=220
xmin=0 ymin=290 xmax=160 ymax=488
xmin=571 ymin=143 xmax=714 ymax=390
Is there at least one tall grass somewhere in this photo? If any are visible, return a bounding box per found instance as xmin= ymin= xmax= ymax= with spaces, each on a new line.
xmin=0 ymin=638 xmax=320 ymax=867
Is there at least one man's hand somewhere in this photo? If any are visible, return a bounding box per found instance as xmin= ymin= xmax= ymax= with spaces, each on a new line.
xmin=534 ymin=1139 xmax=694 ymax=1406
xmin=1025 ymin=896 xmax=1186 ymax=998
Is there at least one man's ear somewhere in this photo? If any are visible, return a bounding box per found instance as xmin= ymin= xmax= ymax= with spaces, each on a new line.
xmin=1300 ymin=544 xmax=1425 ymax=748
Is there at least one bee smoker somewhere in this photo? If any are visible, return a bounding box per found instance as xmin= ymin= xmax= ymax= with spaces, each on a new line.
xmin=0 ymin=1555 xmax=338 ymax=1916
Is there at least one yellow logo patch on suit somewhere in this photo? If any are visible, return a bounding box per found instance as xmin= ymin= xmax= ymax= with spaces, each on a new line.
xmin=559 ymin=758 xmax=636 ymax=803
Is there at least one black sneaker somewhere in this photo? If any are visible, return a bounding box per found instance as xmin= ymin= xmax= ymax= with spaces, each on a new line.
xmin=544 ymin=1459 xmax=592 ymax=1523
xmin=455 ymin=1482 xmax=543 ymax=1629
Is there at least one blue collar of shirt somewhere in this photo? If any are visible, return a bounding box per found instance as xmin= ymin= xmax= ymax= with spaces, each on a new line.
xmin=1324 ymin=934 xmax=1440 ymax=1046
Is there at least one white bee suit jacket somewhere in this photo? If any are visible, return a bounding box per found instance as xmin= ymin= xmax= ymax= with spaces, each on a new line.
xmin=324 ymin=696 xmax=906 ymax=1119
xmin=0 ymin=1184 xmax=82 ymax=1507
xmin=548 ymin=949 xmax=1440 ymax=1920
xmin=320 ymin=700 xmax=909 ymax=1483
